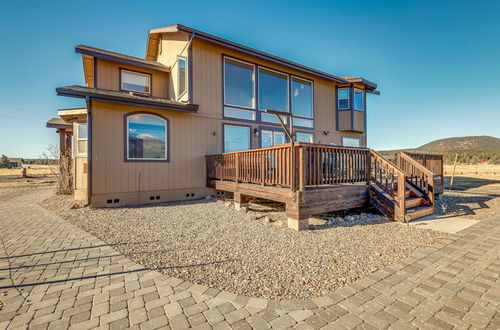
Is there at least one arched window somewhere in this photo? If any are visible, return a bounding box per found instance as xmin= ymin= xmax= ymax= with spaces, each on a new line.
xmin=126 ymin=113 xmax=168 ymax=161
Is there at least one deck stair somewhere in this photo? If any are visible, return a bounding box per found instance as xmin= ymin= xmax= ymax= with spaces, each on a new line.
xmin=368 ymin=150 xmax=436 ymax=222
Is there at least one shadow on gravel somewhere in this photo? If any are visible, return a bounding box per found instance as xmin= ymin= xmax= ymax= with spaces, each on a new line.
xmin=443 ymin=176 xmax=500 ymax=191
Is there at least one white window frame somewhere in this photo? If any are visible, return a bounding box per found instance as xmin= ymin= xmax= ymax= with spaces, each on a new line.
xmin=177 ymin=56 xmax=187 ymax=98
xmin=258 ymin=66 xmax=289 ymax=113
xmin=120 ymin=69 xmax=151 ymax=94
xmin=223 ymin=56 xmax=256 ymax=110
xmin=126 ymin=114 xmax=168 ymax=161
xmin=74 ymin=122 xmax=87 ymax=157
xmin=291 ymin=75 xmax=314 ymax=121
xmin=354 ymin=88 xmax=364 ymax=111
xmin=338 ymin=87 xmax=350 ymax=110
xmin=342 ymin=136 xmax=362 ymax=148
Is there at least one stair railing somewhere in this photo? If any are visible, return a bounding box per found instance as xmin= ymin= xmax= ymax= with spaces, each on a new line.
xmin=369 ymin=150 xmax=407 ymax=220
xmin=396 ymin=152 xmax=435 ymax=206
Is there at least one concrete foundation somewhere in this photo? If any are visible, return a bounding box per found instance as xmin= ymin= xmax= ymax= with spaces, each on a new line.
xmin=287 ymin=217 xmax=309 ymax=231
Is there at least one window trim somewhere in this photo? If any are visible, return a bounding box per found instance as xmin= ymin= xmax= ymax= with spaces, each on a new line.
xmin=223 ymin=56 xmax=256 ymax=110
xmin=353 ymin=88 xmax=364 ymax=111
xmin=222 ymin=123 xmax=252 ymax=153
xmin=119 ymin=68 xmax=152 ymax=95
xmin=74 ymin=121 xmax=88 ymax=157
xmin=258 ymin=66 xmax=289 ymax=113
xmin=123 ymin=112 xmax=169 ymax=162
xmin=341 ymin=136 xmax=362 ymax=148
xmin=338 ymin=87 xmax=350 ymax=110
xmin=177 ymin=56 xmax=187 ymax=99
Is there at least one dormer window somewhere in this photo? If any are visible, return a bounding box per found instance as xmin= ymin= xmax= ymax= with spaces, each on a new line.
xmin=354 ymin=88 xmax=364 ymax=111
xmin=338 ymin=88 xmax=350 ymax=110
xmin=120 ymin=69 xmax=151 ymax=94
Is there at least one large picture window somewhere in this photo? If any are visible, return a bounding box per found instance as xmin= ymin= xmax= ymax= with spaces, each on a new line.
xmin=223 ymin=56 xmax=313 ymax=128
xmin=224 ymin=124 xmax=250 ymax=153
xmin=121 ymin=70 xmax=151 ymax=94
xmin=126 ymin=114 xmax=168 ymax=160
xmin=291 ymin=77 xmax=313 ymax=118
xmin=258 ymin=68 xmax=288 ymax=112
xmin=224 ymin=58 xmax=255 ymax=109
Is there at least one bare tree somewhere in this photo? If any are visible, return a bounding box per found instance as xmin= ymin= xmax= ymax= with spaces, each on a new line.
xmin=43 ymin=144 xmax=73 ymax=195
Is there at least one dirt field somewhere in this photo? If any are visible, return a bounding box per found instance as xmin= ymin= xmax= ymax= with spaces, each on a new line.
xmin=0 ymin=166 xmax=57 ymax=177
xmin=443 ymin=163 xmax=500 ymax=177
xmin=0 ymin=176 xmax=57 ymax=201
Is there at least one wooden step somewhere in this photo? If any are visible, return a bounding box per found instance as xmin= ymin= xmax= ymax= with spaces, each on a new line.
xmin=405 ymin=205 xmax=434 ymax=221
xmin=405 ymin=197 xmax=424 ymax=208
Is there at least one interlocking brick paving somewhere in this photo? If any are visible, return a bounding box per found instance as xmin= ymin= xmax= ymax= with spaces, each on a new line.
xmin=0 ymin=189 xmax=498 ymax=329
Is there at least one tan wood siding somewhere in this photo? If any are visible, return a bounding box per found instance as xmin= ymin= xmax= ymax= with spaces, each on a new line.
xmin=354 ymin=111 xmax=365 ymax=132
xmin=95 ymin=58 xmax=169 ymax=98
xmin=338 ymin=111 xmax=351 ymax=131
xmin=157 ymin=32 xmax=190 ymax=101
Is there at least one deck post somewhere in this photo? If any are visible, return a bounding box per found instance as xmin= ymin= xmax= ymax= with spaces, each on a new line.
xmin=234 ymin=192 xmax=250 ymax=211
xmin=287 ymin=217 xmax=309 ymax=231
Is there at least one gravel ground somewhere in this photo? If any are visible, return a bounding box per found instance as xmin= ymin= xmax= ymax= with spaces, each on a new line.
xmin=43 ymin=194 xmax=447 ymax=300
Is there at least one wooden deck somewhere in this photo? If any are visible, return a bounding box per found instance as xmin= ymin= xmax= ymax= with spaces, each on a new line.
xmin=206 ymin=143 xmax=443 ymax=230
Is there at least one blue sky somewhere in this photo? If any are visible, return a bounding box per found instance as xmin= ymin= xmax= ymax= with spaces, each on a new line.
xmin=0 ymin=0 xmax=499 ymax=158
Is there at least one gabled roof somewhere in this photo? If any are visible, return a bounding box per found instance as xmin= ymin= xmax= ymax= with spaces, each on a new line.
xmin=148 ymin=24 xmax=378 ymax=92
xmin=56 ymin=85 xmax=198 ymax=113
xmin=76 ymin=45 xmax=170 ymax=73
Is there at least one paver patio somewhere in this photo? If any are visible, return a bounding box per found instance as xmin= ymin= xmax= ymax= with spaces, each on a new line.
xmin=0 ymin=189 xmax=499 ymax=329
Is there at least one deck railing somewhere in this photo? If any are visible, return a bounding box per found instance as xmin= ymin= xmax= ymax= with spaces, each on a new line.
xmin=369 ymin=150 xmax=407 ymax=219
xmin=396 ymin=152 xmax=435 ymax=205
xmin=206 ymin=143 xmax=370 ymax=190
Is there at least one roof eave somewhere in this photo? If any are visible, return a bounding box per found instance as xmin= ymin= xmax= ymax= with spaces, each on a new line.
xmin=56 ymin=86 xmax=198 ymax=113
xmin=76 ymin=46 xmax=170 ymax=73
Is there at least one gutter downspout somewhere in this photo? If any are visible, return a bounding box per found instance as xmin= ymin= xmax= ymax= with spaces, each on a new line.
xmin=85 ymin=96 xmax=92 ymax=206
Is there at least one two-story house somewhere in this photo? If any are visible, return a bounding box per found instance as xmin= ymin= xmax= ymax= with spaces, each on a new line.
xmin=48 ymin=24 xmax=441 ymax=230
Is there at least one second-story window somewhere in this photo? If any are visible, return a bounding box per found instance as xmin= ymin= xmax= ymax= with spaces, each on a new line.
xmin=121 ymin=69 xmax=151 ymax=94
xmin=259 ymin=68 xmax=288 ymax=124
xmin=354 ymin=88 xmax=364 ymax=111
xmin=223 ymin=57 xmax=256 ymax=120
xmin=291 ymin=77 xmax=313 ymax=128
xmin=177 ymin=57 xmax=187 ymax=96
xmin=338 ymin=88 xmax=350 ymax=109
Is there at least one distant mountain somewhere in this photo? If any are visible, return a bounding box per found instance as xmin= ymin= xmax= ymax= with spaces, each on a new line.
xmin=418 ymin=136 xmax=500 ymax=152
xmin=379 ymin=136 xmax=500 ymax=164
